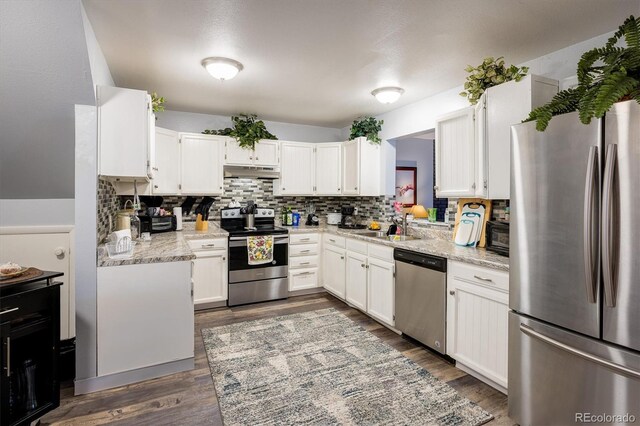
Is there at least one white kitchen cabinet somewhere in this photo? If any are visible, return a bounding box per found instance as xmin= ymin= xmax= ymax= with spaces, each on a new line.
xmin=180 ymin=133 xmax=224 ymax=195
xmin=275 ymin=142 xmax=316 ymax=195
xmin=289 ymin=232 xmax=321 ymax=292
xmin=345 ymin=250 xmax=367 ymax=311
xmin=98 ymin=85 xmax=153 ymax=180
xmin=189 ymin=238 xmax=228 ymax=308
xmin=322 ymin=245 xmax=346 ymax=298
xmin=254 ymin=140 xmax=280 ymax=166
xmin=446 ymin=260 xmax=509 ymax=392
xmin=366 ymin=257 xmax=395 ymax=326
xmin=315 ymin=143 xmax=342 ymax=195
xmin=475 ymin=75 xmax=558 ymax=199
xmin=434 ymin=107 xmax=476 ymax=198
xmin=289 ymin=268 xmax=319 ymax=291
xmin=97 ymin=261 xmax=194 ymax=377
xmin=224 ymin=138 xmax=280 ymax=167
xmin=153 ymin=127 xmax=181 ymax=195
xmin=342 ymin=137 xmax=381 ymax=196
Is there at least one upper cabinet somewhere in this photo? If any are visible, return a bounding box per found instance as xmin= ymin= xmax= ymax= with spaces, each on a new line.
xmin=153 ymin=127 xmax=181 ymax=195
xmin=435 ymin=108 xmax=476 ymax=198
xmin=435 ymin=75 xmax=558 ymax=199
xmin=275 ymin=142 xmax=316 ymax=195
xmin=97 ymin=85 xmax=154 ymax=180
xmin=315 ymin=143 xmax=342 ymax=195
xmin=180 ymin=133 xmax=224 ymax=195
xmin=342 ymin=137 xmax=381 ymax=196
xmin=224 ymin=139 xmax=280 ymax=167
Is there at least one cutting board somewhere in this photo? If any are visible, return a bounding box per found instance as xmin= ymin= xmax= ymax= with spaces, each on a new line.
xmin=453 ymin=198 xmax=492 ymax=248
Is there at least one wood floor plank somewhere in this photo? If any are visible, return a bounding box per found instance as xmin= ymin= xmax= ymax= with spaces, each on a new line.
xmin=41 ymin=293 xmax=512 ymax=425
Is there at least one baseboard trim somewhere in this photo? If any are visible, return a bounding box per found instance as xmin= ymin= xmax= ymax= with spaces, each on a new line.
xmin=288 ymin=287 xmax=327 ymax=297
xmin=74 ymin=357 xmax=194 ymax=395
xmin=195 ymin=300 xmax=227 ymax=310
xmin=455 ymin=361 xmax=508 ymax=395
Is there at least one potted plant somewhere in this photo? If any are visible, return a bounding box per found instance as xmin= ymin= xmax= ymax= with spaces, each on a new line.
xmin=460 ymin=57 xmax=529 ymax=105
xmin=526 ymin=15 xmax=640 ymax=131
xmin=349 ymin=116 xmax=384 ymax=144
xmin=151 ymin=92 xmax=165 ymax=114
xmin=203 ymin=114 xmax=278 ymax=150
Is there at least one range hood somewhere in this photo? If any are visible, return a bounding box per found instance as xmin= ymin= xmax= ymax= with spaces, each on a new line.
xmin=223 ymin=165 xmax=280 ymax=179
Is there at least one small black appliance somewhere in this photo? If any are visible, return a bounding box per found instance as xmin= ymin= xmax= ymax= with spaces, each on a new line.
xmin=486 ymin=220 xmax=509 ymax=256
xmin=338 ymin=206 xmax=366 ymax=229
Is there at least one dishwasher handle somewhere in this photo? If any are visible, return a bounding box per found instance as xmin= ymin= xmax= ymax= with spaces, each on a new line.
xmin=394 ymin=248 xmax=447 ymax=272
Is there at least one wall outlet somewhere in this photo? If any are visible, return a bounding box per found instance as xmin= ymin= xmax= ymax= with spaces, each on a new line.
xmin=354 ymin=207 xmax=359 ymax=215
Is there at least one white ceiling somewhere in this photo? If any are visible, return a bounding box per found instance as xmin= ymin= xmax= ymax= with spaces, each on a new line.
xmin=83 ymin=0 xmax=638 ymax=128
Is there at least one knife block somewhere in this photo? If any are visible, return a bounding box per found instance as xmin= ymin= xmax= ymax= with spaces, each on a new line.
xmin=195 ymin=214 xmax=208 ymax=231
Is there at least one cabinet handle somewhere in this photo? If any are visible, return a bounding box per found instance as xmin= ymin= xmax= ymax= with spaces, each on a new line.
xmin=340 ymin=256 xmax=344 ymax=260
xmin=0 ymin=307 xmax=18 ymax=315
xmin=222 ymin=257 xmax=226 ymax=261
xmin=300 ymin=250 xmax=310 ymax=253
xmin=361 ymin=263 xmax=365 ymax=268
xmin=220 ymin=186 xmax=223 ymax=190
xmin=255 ymin=157 xmax=259 ymax=160
xmin=249 ymin=156 xmax=253 ymax=160
xmin=471 ymin=182 xmax=476 ymax=190
xmin=154 ymin=185 xmax=159 ymax=189
xmin=300 ymin=238 xmax=310 ymax=241
xmin=473 ymin=275 xmax=493 ymax=282
xmin=153 ymin=167 xmax=159 ymax=171
xmin=5 ymin=337 xmax=10 ymax=377
xmin=449 ymin=290 xmax=455 ymax=295
xmin=300 ymin=262 xmax=310 ymax=265
xmin=201 ymin=243 xmax=216 ymax=248
xmin=366 ymin=265 xmax=369 ymax=269
xmin=329 ymin=239 xmax=336 ymax=242
xmin=434 ymin=185 xmax=439 ymax=191
xmin=282 ymin=188 xmax=286 ymax=190
xmin=337 ymin=188 xmax=341 ymax=191
xmin=296 ymin=271 xmax=312 ymax=276
xmin=355 ymin=186 xmax=358 ymax=190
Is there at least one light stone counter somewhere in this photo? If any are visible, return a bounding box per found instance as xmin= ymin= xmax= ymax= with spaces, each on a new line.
xmin=97 ymin=221 xmax=228 ymax=267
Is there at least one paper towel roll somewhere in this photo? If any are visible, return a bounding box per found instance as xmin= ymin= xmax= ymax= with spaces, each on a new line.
xmin=173 ymin=207 xmax=183 ymax=231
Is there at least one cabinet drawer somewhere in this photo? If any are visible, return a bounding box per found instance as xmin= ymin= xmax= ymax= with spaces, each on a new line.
xmin=346 ymin=238 xmax=367 ymax=255
xmin=449 ymin=260 xmax=509 ymax=293
xmin=289 ymin=267 xmax=319 ymax=291
xmin=290 ymin=255 xmax=319 ymax=269
xmin=323 ymin=234 xmax=345 ymax=248
xmin=367 ymin=243 xmax=394 ymax=262
xmin=187 ymin=238 xmax=227 ymax=251
xmin=290 ymin=233 xmax=319 ymax=245
xmin=289 ymin=243 xmax=319 ymax=257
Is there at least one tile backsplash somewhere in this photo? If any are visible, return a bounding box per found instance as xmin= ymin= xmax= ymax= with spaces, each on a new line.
xmin=97 ymin=177 xmax=120 ymax=243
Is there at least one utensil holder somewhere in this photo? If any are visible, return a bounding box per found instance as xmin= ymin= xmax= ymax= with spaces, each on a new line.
xmin=195 ymin=214 xmax=208 ymax=231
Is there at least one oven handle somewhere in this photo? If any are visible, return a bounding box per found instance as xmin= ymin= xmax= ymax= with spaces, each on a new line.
xmin=229 ymin=236 xmax=289 ymax=247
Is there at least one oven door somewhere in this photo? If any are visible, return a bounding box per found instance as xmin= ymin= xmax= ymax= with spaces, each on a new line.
xmin=228 ymin=235 xmax=288 ymax=282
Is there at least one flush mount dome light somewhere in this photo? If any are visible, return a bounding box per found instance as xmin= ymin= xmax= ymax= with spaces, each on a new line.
xmin=201 ymin=57 xmax=244 ymax=80
xmin=371 ymin=86 xmax=405 ymax=104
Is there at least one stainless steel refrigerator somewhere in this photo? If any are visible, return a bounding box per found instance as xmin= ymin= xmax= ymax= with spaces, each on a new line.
xmin=509 ymin=100 xmax=640 ymax=425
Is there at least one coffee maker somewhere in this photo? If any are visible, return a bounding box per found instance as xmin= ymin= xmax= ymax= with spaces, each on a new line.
xmin=338 ymin=206 xmax=366 ymax=229
xmin=305 ymin=203 xmax=319 ymax=226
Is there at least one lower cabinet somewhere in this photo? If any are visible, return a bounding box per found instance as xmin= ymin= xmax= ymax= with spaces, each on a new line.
xmin=366 ymin=257 xmax=395 ymax=326
xmin=189 ymin=238 xmax=228 ymax=308
xmin=289 ymin=233 xmax=321 ymax=291
xmin=345 ymin=250 xmax=368 ymax=311
xmin=322 ymin=245 xmax=346 ymax=298
xmin=447 ymin=260 xmax=509 ymax=392
xmin=289 ymin=268 xmax=319 ymax=291
xmin=97 ymin=261 xmax=194 ymax=377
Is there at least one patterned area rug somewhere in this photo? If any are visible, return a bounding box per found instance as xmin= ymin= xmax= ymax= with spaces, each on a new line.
xmin=202 ymin=308 xmax=493 ymax=425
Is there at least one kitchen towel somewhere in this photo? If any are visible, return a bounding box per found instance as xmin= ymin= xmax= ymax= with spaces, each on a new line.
xmin=247 ymin=235 xmax=274 ymax=265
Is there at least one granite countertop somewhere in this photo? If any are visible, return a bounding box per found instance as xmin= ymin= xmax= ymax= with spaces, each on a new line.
xmin=284 ymin=223 xmax=509 ymax=271
xmin=97 ymin=221 xmax=228 ymax=267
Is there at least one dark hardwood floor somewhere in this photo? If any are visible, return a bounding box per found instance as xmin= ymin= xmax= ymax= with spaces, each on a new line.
xmin=41 ymin=293 xmax=512 ymax=425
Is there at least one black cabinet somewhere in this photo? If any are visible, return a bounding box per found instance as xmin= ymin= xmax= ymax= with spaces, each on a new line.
xmin=1 ymin=272 xmax=62 ymax=426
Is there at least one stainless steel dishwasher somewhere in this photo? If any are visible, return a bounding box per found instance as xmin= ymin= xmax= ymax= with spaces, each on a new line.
xmin=394 ymin=248 xmax=447 ymax=354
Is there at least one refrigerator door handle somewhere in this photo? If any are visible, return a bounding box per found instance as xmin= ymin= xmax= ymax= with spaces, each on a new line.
xmin=602 ymin=144 xmax=617 ymax=308
xmin=520 ymin=323 xmax=640 ymax=380
xmin=583 ymin=146 xmax=598 ymax=304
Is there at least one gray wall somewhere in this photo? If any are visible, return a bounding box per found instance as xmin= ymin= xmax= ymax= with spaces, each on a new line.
xmin=396 ymin=138 xmax=434 ymax=208
xmin=156 ymin=110 xmax=343 ymax=142
xmin=0 ymin=0 xmax=95 ymax=199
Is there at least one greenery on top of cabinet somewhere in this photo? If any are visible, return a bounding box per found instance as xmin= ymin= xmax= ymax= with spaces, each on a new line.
xmin=525 ymin=15 xmax=640 ymax=131
xmin=460 ymin=57 xmax=529 ymax=105
xmin=151 ymin=92 xmax=165 ymax=113
xmin=349 ymin=116 xmax=384 ymax=145
xmin=202 ymin=114 xmax=278 ymax=150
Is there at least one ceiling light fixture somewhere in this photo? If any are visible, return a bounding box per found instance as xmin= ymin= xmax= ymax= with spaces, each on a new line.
xmin=371 ymin=86 xmax=405 ymax=104
xmin=201 ymin=57 xmax=244 ymax=80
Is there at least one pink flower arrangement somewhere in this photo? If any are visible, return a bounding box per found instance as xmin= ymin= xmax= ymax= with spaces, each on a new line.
xmin=393 ymin=201 xmax=403 ymax=213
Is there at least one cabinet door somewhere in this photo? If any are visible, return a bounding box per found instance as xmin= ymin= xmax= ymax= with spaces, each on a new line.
xmin=279 ymin=142 xmax=315 ymax=195
xmin=315 ymin=143 xmax=342 ymax=195
xmin=224 ymin=138 xmax=253 ymax=165
xmin=254 ymin=140 xmax=279 ymax=166
xmin=435 ymin=107 xmax=476 ymax=197
xmin=345 ymin=251 xmax=367 ymax=311
xmin=289 ymin=268 xmax=319 ymax=291
xmin=474 ymin=94 xmax=488 ymax=198
xmin=97 ymin=262 xmax=194 ymax=376
xmin=180 ymin=134 xmax=224 ymax=195
xmin=192 ymin=253 xmax=227 ymax=306
xmin=447 ymin=277 xmax=509 ymax=388
xmin=367 ymin=257 xmax=395 ymax=326
xmin=97 ymin=85 xmax=150 ymax=178
xmin=322 ymin=246 xmax=346 ymax=299
xmin=153 ymin=127 xmax=181 ymax=195
xmin=342 ymin=140 xmax=360 ymax=195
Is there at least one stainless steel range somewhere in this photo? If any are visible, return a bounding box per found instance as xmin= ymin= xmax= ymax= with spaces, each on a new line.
xmin=220 ymin=207 xmax=289 ymax=306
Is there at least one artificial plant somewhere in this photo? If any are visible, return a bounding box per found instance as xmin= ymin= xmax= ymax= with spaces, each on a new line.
xmin=203 ymin=114 xmax=278 ymax=149
xmin=151 ymin=92 xmax=165 ymax=114
xmin=526 ymin=15 xmax=640 ymax=131
xmin=349 ymin=116 xmax=384 ymax=144
xmin=460 ymin=57 xmax=529 ymax=105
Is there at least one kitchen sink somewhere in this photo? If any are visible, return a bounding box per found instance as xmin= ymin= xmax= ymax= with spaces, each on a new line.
xmin=377 ymin=235 xmax=419 ymax=242
xmin=356 ymin=230 xmax=386 ymax=238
